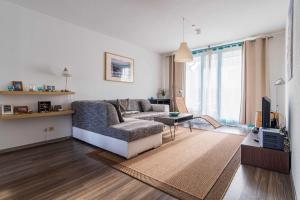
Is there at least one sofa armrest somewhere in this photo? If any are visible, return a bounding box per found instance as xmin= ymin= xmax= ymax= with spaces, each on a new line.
xmin=151 ymin=104 xmax=169 ymax=112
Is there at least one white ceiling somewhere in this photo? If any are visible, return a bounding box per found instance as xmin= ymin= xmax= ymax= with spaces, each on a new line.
xmin=6 ymin=0 xmax=288 ymax=53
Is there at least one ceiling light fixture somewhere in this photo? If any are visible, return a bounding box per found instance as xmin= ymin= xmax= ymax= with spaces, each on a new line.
xmin=174 ymin=17 xmax=193 ymax=63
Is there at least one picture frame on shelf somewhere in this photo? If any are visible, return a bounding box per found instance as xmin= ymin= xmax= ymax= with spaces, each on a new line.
xmin=14 ymin=106 xmax=29 ymax=114
xmin=46 ymin=85 xmax=52 ymax=92
xmin=53 ymin=105 xmax=63 ymax=112
xmin=45 ymin=85 xmax=56 ymax=92
xmin=12 ymin=81 xmax=23 ymax=91
xmin=38 ymin=101 xmax=51 ymax=112
xmin=0 ymin=105 xmax=14 ymax=115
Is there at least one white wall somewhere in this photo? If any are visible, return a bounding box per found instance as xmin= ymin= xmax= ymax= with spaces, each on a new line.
xmin=288 ymin=0 xmax=300 ymax=197
xmin=268 ymin=31 xmax=286 ymax=115
xmin=0 ymin=1 xmax=162 ymax=150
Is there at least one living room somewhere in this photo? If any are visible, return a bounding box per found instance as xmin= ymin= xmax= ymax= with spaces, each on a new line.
xmin=0 ymin=0 xmax=299 ymax=200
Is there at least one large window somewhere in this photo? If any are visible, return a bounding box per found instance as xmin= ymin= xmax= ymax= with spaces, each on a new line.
xmin=185 ymin=43 xmax=243 ymax=124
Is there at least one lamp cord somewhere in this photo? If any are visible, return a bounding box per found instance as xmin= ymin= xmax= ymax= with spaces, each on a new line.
xmin=182 ymin=17 xmax=185 ymax=42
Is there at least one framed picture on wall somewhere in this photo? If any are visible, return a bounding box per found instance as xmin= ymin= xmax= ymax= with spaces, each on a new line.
xmin=105 ymin=52 xmax=134 ymax=83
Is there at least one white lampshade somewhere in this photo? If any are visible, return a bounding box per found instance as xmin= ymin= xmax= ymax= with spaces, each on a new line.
xmin=174 ymin=42 xmax=193 ymax=63
xmin=62 ymin=67 xmax=72 ymax=77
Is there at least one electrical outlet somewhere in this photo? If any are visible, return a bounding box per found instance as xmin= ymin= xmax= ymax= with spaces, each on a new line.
xmin=49 ymin=127 xmax=54 ymax=131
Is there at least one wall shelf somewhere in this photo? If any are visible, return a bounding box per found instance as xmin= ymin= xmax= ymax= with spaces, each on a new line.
xmin=0 ymin=91 xmax=75 ymax=95
xmin=0 ymin=110 xmax=74 ymax=120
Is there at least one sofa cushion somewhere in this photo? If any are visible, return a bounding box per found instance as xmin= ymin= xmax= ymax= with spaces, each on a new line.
xmin=108 ymin=118 xmax=164 ymax=142
xmin=139 ymin=99 xmax=152 ymax=112
xmin=124 ymin=111 xmax=167 ymax=121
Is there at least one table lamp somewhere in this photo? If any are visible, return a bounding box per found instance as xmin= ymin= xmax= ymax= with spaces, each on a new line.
xmin=274 ymin=78 xmax=285 ymax=112
xmin=62 ymin=67 xmax=72 ymax=92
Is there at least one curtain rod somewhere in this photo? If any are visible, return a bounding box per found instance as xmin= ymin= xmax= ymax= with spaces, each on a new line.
xmin=191 ymin=30 xmax=284 ymax=52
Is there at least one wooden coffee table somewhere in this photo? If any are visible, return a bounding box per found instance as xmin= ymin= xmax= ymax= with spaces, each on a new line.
xmin=154 ymin=113 xmax=193 ymax=140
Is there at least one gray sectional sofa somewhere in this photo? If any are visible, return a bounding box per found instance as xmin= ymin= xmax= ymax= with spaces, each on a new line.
xmin=72 ymin=99 xmax=169 ymax=158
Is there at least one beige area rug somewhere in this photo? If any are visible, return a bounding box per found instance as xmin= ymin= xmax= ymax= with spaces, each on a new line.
xmin=89 ymin=128 xmax=245 ymax=200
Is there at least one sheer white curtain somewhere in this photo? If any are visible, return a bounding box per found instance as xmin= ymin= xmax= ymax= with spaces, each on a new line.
xmin=185 ymin=56 xmax=202 ymax=114
xmin=220 ymin=49 xmax=243 ymax=122
xmin=185 ymin=45 xmax=243 ymax=124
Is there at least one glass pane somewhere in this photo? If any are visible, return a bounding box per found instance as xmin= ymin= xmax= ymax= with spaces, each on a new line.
xmin=220 ymin=48 xmax=242 ymax=123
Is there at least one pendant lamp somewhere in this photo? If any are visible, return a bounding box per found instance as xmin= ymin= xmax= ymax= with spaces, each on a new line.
xmin=174 ymin=17 xmax=193 ymax=63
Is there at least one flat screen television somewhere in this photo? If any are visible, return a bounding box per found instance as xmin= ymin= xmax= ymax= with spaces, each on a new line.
xmin=262 ymin=96 xmax=271 ymax=128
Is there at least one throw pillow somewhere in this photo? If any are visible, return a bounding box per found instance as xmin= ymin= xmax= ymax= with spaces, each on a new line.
xmin=139 ymin=99 xmax=152 ymax=112
xmin=105 ymin=100 xmax=124 ymax=123
xmin=118 ymin=99 xmax=129 ymax=111
xmin=127 ymin=99 xmax=142 ymax=111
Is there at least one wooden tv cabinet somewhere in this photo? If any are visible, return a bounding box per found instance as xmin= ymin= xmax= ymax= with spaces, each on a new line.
xmin=241 ymin=132 xmax=290 ymax=174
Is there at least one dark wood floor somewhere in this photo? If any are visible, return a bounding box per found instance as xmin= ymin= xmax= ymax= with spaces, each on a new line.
xmin=0 ymin=139 xmax=294 ymax=200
